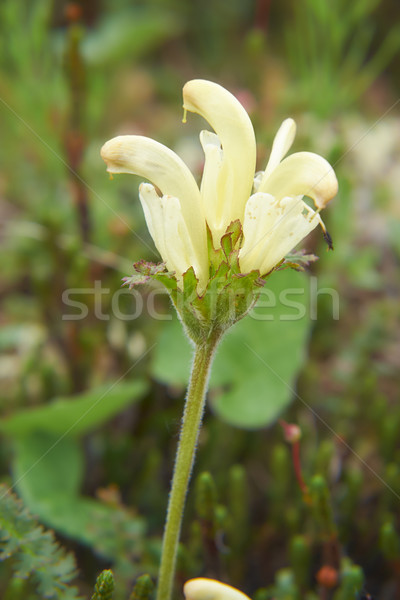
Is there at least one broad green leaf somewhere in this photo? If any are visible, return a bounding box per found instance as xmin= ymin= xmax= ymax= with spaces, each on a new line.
xmin=12 ymin=433 xmax=83 ymax=507
xmin=4 ymin=380 xmax=148 ymax=554
xmin=12 ymin=433 xmax=145 ymax=555
xmin=152 ymin=270 xmax=311 ymax=428
xmin=1 ymin=379 xmax=148 ymax=437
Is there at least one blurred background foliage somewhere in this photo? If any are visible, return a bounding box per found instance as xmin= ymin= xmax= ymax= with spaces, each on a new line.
xmin=0 ymin=0 xmax=400 ymax=598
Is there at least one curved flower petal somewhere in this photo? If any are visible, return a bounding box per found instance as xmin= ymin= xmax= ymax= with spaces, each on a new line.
xmin=184 ymin=578 xmax=251 ymax=600
xmin=199 ymin=130 xmax=225 ymax=245
xmin=138 ymin=183 xmax=167 ymax=260
xmin=239 ymin=193 xmax=320 ymax=275
xmin=183 ymin=80 xmax=256 ymax=243
xmin=261 ymin=118 xmax=296 ymax=181
xmin=238 ymin=192 xmax=277 ymax=271
xmin=139 ymin=183 xmax=207 ymax=288
xmin=258 ymin=151 xmax=338 ymax=209
xmin=101 ymin=135 xmax=207 ymax=272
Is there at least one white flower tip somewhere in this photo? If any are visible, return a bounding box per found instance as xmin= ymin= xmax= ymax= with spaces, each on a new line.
xmin=281 ymin=117 xmax=296 ymax=137
xmin=281 ymin=118 xmax=297 ymax=152
xmin=199 ymin=129 xmax=221 ymax=149
xmin=184 ymin=579 xmax=251 ymax=600
xmin=182 ymin=79 xmax=209 ymax=113
xmin=100 ymin=136 xmax=131 ymax=173
xmin=182 ymin=80 xmax=254 ymax=130
xmin=139 ymin=182 xmax=156 ymax=196
xmin=262 ymin=118 xmax=297 ymax=181
xmin=312 ymin=162 xmax=339 ymax=209
xmin=284 ymin=117 xmax=296 ymax=127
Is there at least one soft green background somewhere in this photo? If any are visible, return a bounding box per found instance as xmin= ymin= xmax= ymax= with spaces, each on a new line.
xmin=1 ymin=0 xmax=400 ymax=598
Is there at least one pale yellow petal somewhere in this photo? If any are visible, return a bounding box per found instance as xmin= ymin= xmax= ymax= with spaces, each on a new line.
xmin=138 ymin=183 xmax=168 ymax=261
xmin=184 ymin=578 xmax=251 ymax=600
xmin=101 ymin=135 xmax=207 ymax=267
xmin=139 ymin=183 xmax=208 ymax=289
xmin=239 ymin=194 xmax=320 ymax=275
xmin=252 ymin=171 xmax=264 ymax=192
xmin=199 ymin=130 xmax=225 ymax=245
xmin=262 ymin=118 xmax=296 ymax=181
xmin=258 ymin=151 xmax=338 ymax=209
xmin=183 ymin=80 xmax=256 ymax=241
xmin=258 ymin=198 xmax=319 ymax=274
xmin=239 ymin=192 xmax=276 ymax=272
xmin=161 ymin=195 xmax=205 ymax=286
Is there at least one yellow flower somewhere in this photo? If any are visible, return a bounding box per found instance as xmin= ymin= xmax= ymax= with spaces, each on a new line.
xmin=101 ymin=134 xmax=209 ymax=289
xmin=184 ymin=578 xmax=251 ymax=600
xmin=101 ymin=80 xmax=338 ymax=290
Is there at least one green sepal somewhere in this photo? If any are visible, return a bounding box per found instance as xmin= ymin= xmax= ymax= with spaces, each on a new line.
xmin=123 ymin=222 xmax=268 ymax=344
xmin=278 ymin=250 xmax=319 ymax=272
xmin=123 ymin=260 xmax=178 ymax=303
xmin=220 ymin=219 xmax=242 ymax=264
xmin=207 ymin=220 xmax=242 ymax=277
xmin=207 ymin=224 xmax=222 ymax=277
xmin=182 ymin=266 xmax=198 ymax=301
xmin=122 ymin=260 xmax=174 ymax=287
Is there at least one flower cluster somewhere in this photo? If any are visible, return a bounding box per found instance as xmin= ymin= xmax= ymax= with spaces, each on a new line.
xmin=101 ymin=80 xmax=338 ymax=340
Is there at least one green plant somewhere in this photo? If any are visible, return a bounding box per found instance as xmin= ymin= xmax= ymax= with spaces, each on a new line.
xmin=0 ymin=484 xmax=81 ymax=599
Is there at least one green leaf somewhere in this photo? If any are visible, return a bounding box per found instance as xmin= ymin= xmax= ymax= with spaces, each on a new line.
xmin=11 ymin=433 xmax=146 ymax=556
xmin=1 ymin=379 xmax=148 ymax=437
xmin=151 ymin=270 xmax=311 ymax=428
xmin=5 ymin=381 xmax=148 ymax=555
xmin=12 ymin=434 xmax=83 ymax=510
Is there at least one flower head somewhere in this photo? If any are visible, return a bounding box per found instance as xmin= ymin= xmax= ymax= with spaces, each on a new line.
xmin=184 ymin=578 xmax=251 ymax=600
xmin=101 ymin=80 xmax=337 ymax=341
xmin=101 ymin=79 xmax=337 ymax=292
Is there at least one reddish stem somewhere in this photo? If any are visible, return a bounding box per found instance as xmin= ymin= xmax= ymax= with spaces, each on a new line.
xmin=292 ymin=441 xmax=308 ymax=495
xmin=279 ymin=419 xmax=308 ymax=495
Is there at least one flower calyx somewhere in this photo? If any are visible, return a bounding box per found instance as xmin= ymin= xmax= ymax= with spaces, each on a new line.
xmin=124 ymin=220 xmax=265 ymax=345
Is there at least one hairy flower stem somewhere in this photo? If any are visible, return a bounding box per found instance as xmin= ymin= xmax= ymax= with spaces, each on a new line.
xmin=156 ymin=330 xmax=222 ymax=600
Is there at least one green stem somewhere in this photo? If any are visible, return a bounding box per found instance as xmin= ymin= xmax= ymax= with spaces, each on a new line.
xmin=156 ymin=331 xmax=222 ymax=600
